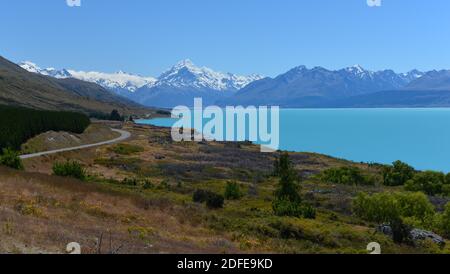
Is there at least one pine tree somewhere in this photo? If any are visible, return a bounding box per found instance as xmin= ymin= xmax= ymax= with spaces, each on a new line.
xmin=274 ymin=152 xmax=301 ymax=203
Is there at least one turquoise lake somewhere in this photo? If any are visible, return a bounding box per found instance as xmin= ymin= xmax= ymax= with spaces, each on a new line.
xmin=136 ymin=108 xmax=450 ymax=172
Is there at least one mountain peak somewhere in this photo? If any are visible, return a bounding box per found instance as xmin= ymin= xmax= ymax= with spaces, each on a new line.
xmin=173 ymin=59 xmax=196 ymax=69
xmin=178 ymin=59 xmax=194 ymax=65
xmin=345 ymin=64 xmax=366 ymax=74
xmin=155 ymin=60 xmax=263 ymax=91
xmin=19 ymin=61 xmax=41 ymax=73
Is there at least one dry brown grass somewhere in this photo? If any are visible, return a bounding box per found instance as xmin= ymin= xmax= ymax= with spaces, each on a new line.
xmin=0 ymin=166 xmax=240 ymax=254
xmin=10 ymin=123 xmax=439 ymax=254
xmin=21 ymin=122 xmax=120 ymax=154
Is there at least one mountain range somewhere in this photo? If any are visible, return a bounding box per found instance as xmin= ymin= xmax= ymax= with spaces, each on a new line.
xmin=219 ymin=65 xmax=429 ymax=107
xmin=18 ymin=59 xmax=450 ymax=108
xmin=18 ymin=61 xmax=157 ymax=97
xmin=19 ymin=60 xmax=263 ymax=108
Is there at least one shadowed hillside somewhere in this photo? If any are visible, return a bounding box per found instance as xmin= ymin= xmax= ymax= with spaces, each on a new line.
xmin=0 ymin=56 xmax=149 ymax=115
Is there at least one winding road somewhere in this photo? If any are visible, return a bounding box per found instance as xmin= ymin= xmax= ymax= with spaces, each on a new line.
xmin=20 ymin=128 xmax=131 ymax=160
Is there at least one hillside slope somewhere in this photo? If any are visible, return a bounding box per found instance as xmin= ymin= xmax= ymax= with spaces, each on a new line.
xmin=0 ymin=56 xmax=148 ymax=115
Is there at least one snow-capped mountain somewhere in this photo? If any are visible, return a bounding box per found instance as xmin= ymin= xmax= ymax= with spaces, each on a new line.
xmin=132 ymin=59 xmax=264 ymax=108
xmin=149 ymin=59 xmax=263 ymax=91
xmin=18 ymin=60 xmax=262 ymax=106
xmin=401 ymin=69 xmax=426 ymax=82
xmin=19 ymin=61 xmax=72 ymax=79
xmin=67 ymin=70 xmax=156 ymax=95
xmin=18 ymin=61 xmax=156 ymax=96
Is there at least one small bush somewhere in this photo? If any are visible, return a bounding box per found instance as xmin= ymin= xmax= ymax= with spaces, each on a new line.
xmin=273 ymin=199 xmax=304 ymax=217
xmin=272 ymin=199 xmax=316 ymax=219
xmin=142 ymin=180 xmax=154 ymax=190
xmin=0 ymin=148 xmax=24 ymax=170
xmin=15 ymin=200 xmax=43 ymax=217
xmin=206 ymin=193 xmax=225 ymax=209
xmin=224 ymin=181 xmax=243 ymax=200
xmin=122 ymin=177 xmax=139 ymax=186
xmin=193 ymin=189 xmax=225 ymax=209
xmin=383 ymin=160 xmax=415 ymax=186
xmin=193 ymin=189 xmax=213 ymax=203
xmin=301 ymin=204 xmax=317 ymax=219
xmin=111 ymin=144 xmax=144 ymax=155
xmin=52 ymin=161 xmax=86 ymax=180
xmin=320 ymin=166 xmax=374 ymax=185
xmin=270 ymin=220 xmax=304 ymax=240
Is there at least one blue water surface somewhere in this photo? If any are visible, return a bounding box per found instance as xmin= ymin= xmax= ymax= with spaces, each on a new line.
xmin=137 ymin=108 xmax=450 ymax=172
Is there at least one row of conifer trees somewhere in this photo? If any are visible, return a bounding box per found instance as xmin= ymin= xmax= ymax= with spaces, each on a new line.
xmin=0 ymin=105 xmax=90 ymax=150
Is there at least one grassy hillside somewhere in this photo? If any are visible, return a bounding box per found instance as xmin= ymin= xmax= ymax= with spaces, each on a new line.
xmin=11 ymin=123 xmax=449 ymax=254
xmin=0 ymin=56 xmax=149 ymax=115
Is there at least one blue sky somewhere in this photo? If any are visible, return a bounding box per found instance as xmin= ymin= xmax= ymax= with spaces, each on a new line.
xmin=2 ymin=0 xmax=450 ymax=77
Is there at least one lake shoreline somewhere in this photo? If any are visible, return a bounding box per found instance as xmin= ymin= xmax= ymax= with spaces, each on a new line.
xmin=136 ymin=108 xmax=450 ymax=172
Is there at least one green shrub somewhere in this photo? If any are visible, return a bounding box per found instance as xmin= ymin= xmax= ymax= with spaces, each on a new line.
xmin=109 ymin=109 xmax=124 ymax=121
xmin=193 ymin=189 xmax=214 ymax=203
xmin=320 ymin=166 xmax=374 ymax=185
xmin=443 ymin=184 xmax=450 ymax=197
xmin=193 ymin=189 xmax=224 ymax=209
xmin=0 ymin=148 xmax=24 ymax=170
xmin=206 ymin=193 xmax=225 ymax=209
xmin=405 ymin=171 xmax=448 ymax=196
xmin=111 ymin=144 xmax=144 ymax=155
xmin=273 ymin=199 xmax=304 ymax=217
xmin=269 ymin=220 xmax=304 ymax=240
xmin=436 ymin=203 xmax=450 ymax=238
xmin=301 ymin=204 xmax=317 ymax=219
xmin=353 ymin=191 xmax=435 ymax=226
xmin=395 ymin=192 xmax=435 ymax=223
xmin=52 ymin=161 xmax=86 ymax=180
xmin=142 ymin=180 xmax=154 ymax=190
xmin=272 ymin=199 xmax=316 ymax=219
xmin=352 ymin=192 xmax=429 ymax=244
xmin=224 ymin=181 xmax=243 ymax=200
xmin=122 ymin=177 xmax=139 ymax=186
xmin=382 ymin=161 xmax=415 ymax=186
xmin=353 ymin=192 xmax=401 ymax=224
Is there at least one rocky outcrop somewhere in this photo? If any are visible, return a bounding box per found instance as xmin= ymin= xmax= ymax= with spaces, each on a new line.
xmin=410 ymin=229 xmax=445 ymax=246
xmin=377 ymin=224 xmax=446 ymax=247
